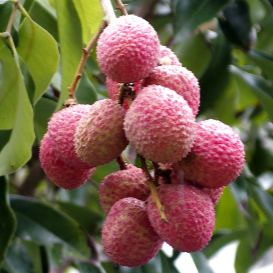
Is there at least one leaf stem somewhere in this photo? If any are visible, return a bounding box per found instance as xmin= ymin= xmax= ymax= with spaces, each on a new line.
xmin=114 ymin=0 xmax=128 ymax=15
xmin=18 ymin=3 xmax=32 ymax=20
xmin=6 ymin=1 xmax=19 ymax=34
xmin=116 ymin=155 xmax=127 ymax=170
xmin=65 ymin=20 xmax=107 ymax=107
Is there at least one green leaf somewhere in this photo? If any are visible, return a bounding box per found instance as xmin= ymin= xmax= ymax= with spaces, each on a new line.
xmin=191 ymin=252 xmax=215 ymax=273
xmin=0 ymin=1 xmax=12 ymax=32
xmin=234 ymin=237 xmax=253 ymax=273
xmin=77 ymin=262 xmax=102 ymax=273
xmin=55 ymin=0 xmax=83 ymax=109
xmin=230 ymin=65 xmax=273 ymax=122
xmin=0 ymin=176 xmax=16 ymax=268
xmin=10 ymin=195 xmax=91 ymax=259
xmin=174 ymin=0 xmax=231 ymax=35
xmin=160 ymin=250 xmax=180 ymax=273
xmin=92 ymin=161 xmax=119 ymax=183
xmin=72 ymin=0 xmax=103 ymax=45
xmin=0 ymin=45 xmax=35 ymax=176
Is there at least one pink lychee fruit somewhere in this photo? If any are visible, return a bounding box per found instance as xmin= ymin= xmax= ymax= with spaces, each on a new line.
xmin=141 ymin=65 xmax=200 ymax=116
xmin=39 ymin=133 xmax=95 ymax=190
xmin=203 ymin=186 xmax=224 ymax=206
xmin=102 ymin=197 xmax=163 ymax=267
xmin=124 ymin=85 xmax=196 ymax=163
xmin=173 ymin=119 xmax=245 ymax=189
xmin=75 ymin=99 xmax=128 ymax=167
xmin=99 ymin=164 xmax=150 ymax=214
xmin=158 ymin=45 xmax=182 ymax=66
xmin=47 ymin=104 xmax=92 ymax=169
xmin=147 ymin=184 xmax=215 ymax=252
xmin=97 ymin=15 xmax=160 ymax=83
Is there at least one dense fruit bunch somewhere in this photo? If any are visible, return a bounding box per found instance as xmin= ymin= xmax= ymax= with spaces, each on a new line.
xmin=39 ymin=14 xmax=245 ymax=267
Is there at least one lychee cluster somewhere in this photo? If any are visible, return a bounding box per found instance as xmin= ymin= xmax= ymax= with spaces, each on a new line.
xmin=39 ymin=14 xmax=245 ymax=267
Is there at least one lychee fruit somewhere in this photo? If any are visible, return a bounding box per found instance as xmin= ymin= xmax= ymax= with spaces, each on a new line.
xmin=102 ymin=197 xmax=163 ymax=267
xmin=47 ymin=104 xmax=92 ymax=169
xmin=97 ymin=15 xmax=160 ymax=83
xmin=141 ymin=65 xmax=200 ymax=116
xmin=75 ymin=99 xmax=128 ymax=167
xmin=99 ymin=164 xmax=150 ymax=214
xmin=124 ymin=85 xmax=196 ymax=163
xmin=147 ymin=184 xmax=215 ymax=252
xmin=173 ymin=119 xmax=245 ymax=188
xmin=158 ymin=45 xmax=182 ymax=66
xmin=203 ymin=186 xmax=224 ymax=206
xmin=39 ymin=133 xmax=95 ymax=190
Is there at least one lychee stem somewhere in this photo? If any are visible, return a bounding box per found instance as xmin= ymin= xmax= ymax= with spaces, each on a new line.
xmin=114 ymin=0 xmax=128 ymax=15
xmin=140 ymin=155 xmax=169 ymax=223
xmin=65 ymin=20 xmax=108 ymax=107
xmin=117 ymin=84 xmax=136 ymax=107
xmin=116 ymin=155 xmax=127 ymax=170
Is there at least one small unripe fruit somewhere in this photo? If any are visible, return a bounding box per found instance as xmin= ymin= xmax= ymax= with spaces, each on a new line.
xmin=102 ymin=198 xmax=163 ymax=267
xmin=99 ymin=165 xmax=150 ymax=214
xmin=39 ymin=133 xmax=95 ymax=190
xmin=124 ymin=85 xmax=196 ymax=163
xmin=97 ymin=15 xmax=160 ymax=83
xmin=147 ymin=184 xmax=215 ymax=252
xmin=158 ymin=45 xmax=181 ymax=66
xmin=174 ymin=119 xmax=245 ymax=188
xmin=75 ymin=99 xmax=128 ymax=167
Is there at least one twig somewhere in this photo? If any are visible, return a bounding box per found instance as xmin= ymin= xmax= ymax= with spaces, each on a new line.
xmin=116 ymin=155 xmax=127 ymax=170
xmin=114 ymin=0 xmax=128 ymax=15
xmin=99 ymin=0 xmax=116 ymax=24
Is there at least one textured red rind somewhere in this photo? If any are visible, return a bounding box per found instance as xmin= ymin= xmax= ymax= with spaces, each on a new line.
xmin=75 ymin=99 xmax=128 ymax=167
xmin=97 ymin=15 xmax=160 ymax=83
xmin=158 ymin=45 xmax=182 ymax=66
xmin=174 ymin=119 xmax=245 ymax=188
xmin=47 ymin=104 xmax=92 ymax=169
xmin=124 ymin=85 xmax=196 ymax=163
xmin=102 ymin=198 xmax=163 ymax=267
xmin=147 ymin=184 xmax=215 ymax=252
xmin=39 ymin=133 xmax=95 ymax=190
xmin=99 ymin=164 xmax=150 ymax=214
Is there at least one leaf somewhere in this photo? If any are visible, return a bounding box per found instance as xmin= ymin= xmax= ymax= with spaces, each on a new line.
xmin=230 ymin=65 xmax=273 ymax=122
xmin=0 ymin=1 xmax=12 ymax=32
xmin=234 ymin=237 xmax=253 ymax=273
xmin=17 ymin=17 xmax=59 ymax=104
xmin=0 ymin=176 xmax=16 ymax=268
xmin=10 ymin=195 xmax=91 ymax=259
xmin=174 ymin=0 xmax=231 ymax=35
xmin=77 ymin=262 xmax=103 ymax=273
xmin=72 ymin=0 xmax=103 ymax=45
xmin=55 ymin=0 xmax=83 ymax=110
xmin=191 ymin=252 xmax=215 ymax=273
xmin=0 ymin=46 xmax=35 ymax=176
xmin=92 ymin=161 xmax=119 ymax=183
xmin=160 ymin=250 xmax=180 ymax=273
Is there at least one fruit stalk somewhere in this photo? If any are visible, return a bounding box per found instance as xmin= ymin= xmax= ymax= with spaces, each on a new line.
xmin=116 ymin=155 xmax=127 ymax=170
xmin=114 ymin=0 xmax=128 ymax=15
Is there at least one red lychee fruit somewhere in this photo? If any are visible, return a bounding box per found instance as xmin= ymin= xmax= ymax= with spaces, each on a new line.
xmin=99 ymin=164 xmax=150 ymax=214
xmin=75 ymin=99 xmax=128 ymax=167
xmin=124 ymin=85 xmax=196 ymax=163
xmin=203 ymin=186 xmax=224 ymax=206
xmin=39 ymin=133 xmax=95 ymax=190
xmin=173 ymin=119 xmax=245 ymax=188
xmin=158 ymin=45 xmax=182 ymax=66
xmin=147 ymin=184 xmax=215 ymax=252
xmin=141 ymin=65 xmax=200 ymax=116
xmin=47 ymin=104 xmax=92 ymax=169
xmin=102 ymin=197 xmax=163 ymax=267
xmin=97 ymin=15 xmax=160 ymax=83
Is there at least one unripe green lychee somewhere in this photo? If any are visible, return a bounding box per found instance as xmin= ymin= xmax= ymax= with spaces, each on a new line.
xmin=99 ymin=164 xmax=150 ymax=214
xmin=47 ymin=104 xmax=92 ymax=169
xmin=102 ymin=197 xmax=163 ymax=267
xmin=39 ymin=133 xmax=95 ymax=190
xmin=75 ymin=99 xmax=128 ymax=167
xmin=147 ymin=184 xmax=215 ymax=252
xmin=158 ymin=45 xmax=182 ymax=66
xmin=173 ymin=119 xmax=245 ymax=188
xmin=124 ymin=85 xmax=196 ymax=163
xmin=97 ymin=15 xmax=160 ymax=83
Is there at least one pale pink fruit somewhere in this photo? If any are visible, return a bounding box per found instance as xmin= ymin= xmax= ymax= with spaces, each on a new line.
xmin=39 ymin=133 xmax=95 ymax=190
xmin=158 ymin=45 xmax=181 ymax=66
xmin=99 ymin=164 xmax=150 ymax=214
xmin=97 ymin=15 xmax=160 ymax=83
xmin=102 ymin=198 xmax=163 ymax=267
xmin=141 ymin=65 xmax=200 ymax=116
xmin=47 ymin=104 xmax=92 ymax=169
xmin=124 ymin=85 xmax=196 ymax=163
xmin=147 ymin=184 xmax=215 ymax=252
xmin=173 ymin=119 xmax=245 ymax=188
xmin=75 ymin=99 xmax=128 ymax=167
xmin=203 ymin=186 xmax=224 ymax=206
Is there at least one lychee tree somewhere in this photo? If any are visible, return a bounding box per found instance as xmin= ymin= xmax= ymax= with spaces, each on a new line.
xmin=1 ymin=0 xmax=273 ymax=273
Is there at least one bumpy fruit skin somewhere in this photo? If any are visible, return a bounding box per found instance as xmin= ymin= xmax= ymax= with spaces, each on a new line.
xmin=174 ymin=119 xmax=245 ymax=188
xmin=124 ymin=85 xmax=196 ymax=163
xmin=203 ymin=186 xmax=224 ymax=206
xmin=102 ymin=198 xmax=163 ymax=267
xmin=158 ymin=45 xmax=181 ymax=66
xmin=147 ymin=184 xmax=215 ymax=252
xmin=99 ymin=165 xmax=150 ymax=214
xmin=141 ymin=65 xmax=200 ymax=116
xmin=39 ymin=133 xmax=95 ymax=190
xmin=97 ymin=15 xmax=160 ymax=83
xmin=75 ymin=99 xmax=128 ymax=167
xmin=47 ymin=104 xmax=92 ymax=169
